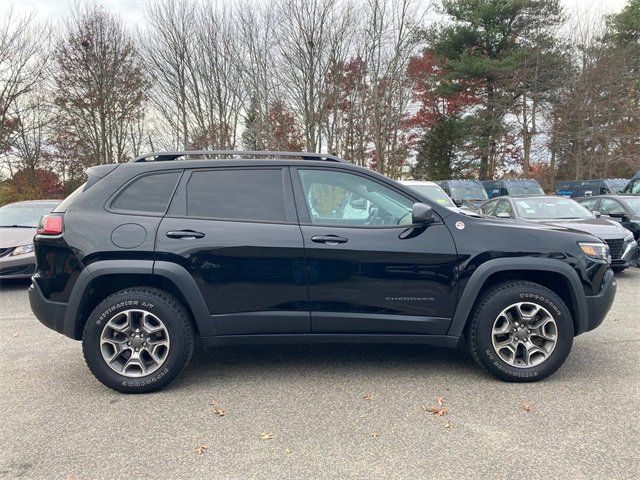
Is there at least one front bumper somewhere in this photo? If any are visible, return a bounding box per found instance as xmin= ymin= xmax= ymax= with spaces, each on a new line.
xmin=583 ymin=269 xmax=617 ymax=333
xmin=0 ymin=251 xmax=36 ymax=278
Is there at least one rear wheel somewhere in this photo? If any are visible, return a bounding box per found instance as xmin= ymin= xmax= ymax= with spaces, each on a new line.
xmin=467 ymin=281 xmax=573 ymax=382
xmin=82 ymin=288 xmax=194 ymax=393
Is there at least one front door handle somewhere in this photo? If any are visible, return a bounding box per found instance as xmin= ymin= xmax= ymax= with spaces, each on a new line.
xmin=166 ymin=230 xmax=205 ymax=239
xmin=311 ymin=235 xmax=348 ymax=245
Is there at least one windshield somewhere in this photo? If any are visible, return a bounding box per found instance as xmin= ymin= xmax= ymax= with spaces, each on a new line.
xmin=513 ymin=197 xmax=594 ymax=220
xmin=623 ymin=197 xmax=640 ymax=215
xmin=508 ymin=186 xmax=545 ymax=196
xmin=607 ymin=180 xmax=629 ymax=192
xmin=407 ymin=184 xmax=455 ymax=208
xmin=0 ymin=203 xmax=56 ymax=228
xmin=450 ymin=186 xmax=488 ymax=200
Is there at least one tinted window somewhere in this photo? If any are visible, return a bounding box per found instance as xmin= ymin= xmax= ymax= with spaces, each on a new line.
xmin=113 ymin=172 xmax=180 ymax=213
xmin=494 ymin=200 xmax=513 ymax=217
xmin=600 ymin=199 xmax=626 ymax=216
xmin=481 ymin=200 xmax=497 ymax=215
xmin=298 ymin=169 xmax=413 ymax=227
xmin=579 ymin=198 xmax=599 ymax=211
xmin=187 ymin=169 xmax=286 ymax=222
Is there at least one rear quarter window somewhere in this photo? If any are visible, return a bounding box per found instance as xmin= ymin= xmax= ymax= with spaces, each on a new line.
xmin=111 ymin=171 xmax=181 ymax=213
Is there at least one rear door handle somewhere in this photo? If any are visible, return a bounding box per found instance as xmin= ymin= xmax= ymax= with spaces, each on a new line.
xmin=311 ymin=235 xmax=348 ymax=245
xmin=166 ymin=230 xmax=205 ymax=239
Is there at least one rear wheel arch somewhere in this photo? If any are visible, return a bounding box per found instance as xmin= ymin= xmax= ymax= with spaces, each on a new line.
xmin=65 ymin=260 xmax=213 ymax=340
xmin=448 ymin=258 xmax=587 ymax=338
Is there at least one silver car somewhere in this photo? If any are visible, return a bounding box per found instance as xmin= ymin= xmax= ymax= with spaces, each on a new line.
xmin=0 ymin=200 xmax=60 ymax=279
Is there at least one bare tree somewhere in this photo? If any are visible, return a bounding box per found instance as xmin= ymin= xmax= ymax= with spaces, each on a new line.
xmin=274 ymin=0 xmax=350 ymax=152
xmin=238 ymin=0 xmax=282 ymax=150
xmin=0 ymin=9 xmax=49 ymax=177
xmin=360 ymin=0 xmax=424 ymax=176
xmin=143 ymin=0 xmax=197 ymax=150
xmin=51 ymin=4 xmax=149 ymax=167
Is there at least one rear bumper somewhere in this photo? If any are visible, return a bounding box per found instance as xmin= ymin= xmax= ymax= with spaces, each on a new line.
xmin=582 ymin=269 xmax=616 ymax=334
xmin=28 ymin=280 xmax=68 ymax=335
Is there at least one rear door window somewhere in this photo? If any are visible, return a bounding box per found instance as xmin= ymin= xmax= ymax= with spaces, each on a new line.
xmin=186 ymin=168 xmax=286 ymax=222
xmin=112 ymin=171 xmax=180 ymax=213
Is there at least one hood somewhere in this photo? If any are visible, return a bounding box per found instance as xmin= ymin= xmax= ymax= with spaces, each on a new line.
xmin=528 ymin=218 xmax=630 ymax=240
xmin=0 ymin=227 xmax=36 ymax=248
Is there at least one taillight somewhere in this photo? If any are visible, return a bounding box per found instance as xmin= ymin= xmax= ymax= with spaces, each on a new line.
xmin=37 ymin=214 xmax=63 ymax=235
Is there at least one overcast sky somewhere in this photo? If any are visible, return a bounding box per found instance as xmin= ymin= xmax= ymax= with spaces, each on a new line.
xmin=0 ymin=0 xmax=630 ymax=28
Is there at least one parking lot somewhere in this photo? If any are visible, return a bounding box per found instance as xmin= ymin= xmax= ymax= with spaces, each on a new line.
xmin=0 ymin=273 xmax=638 ymax=480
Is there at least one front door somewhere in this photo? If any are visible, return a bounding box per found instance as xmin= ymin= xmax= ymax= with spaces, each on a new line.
xmin=291 ymin=167 xmax=458 ymax=335
xmin=157 ymin=167 xmax=309 ymax=335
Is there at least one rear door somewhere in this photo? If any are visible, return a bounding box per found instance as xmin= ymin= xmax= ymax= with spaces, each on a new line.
xmin=156 ymin=167 xmax=309 ymax=335
xmin=291 ymin=167 xmax=458 ymax=335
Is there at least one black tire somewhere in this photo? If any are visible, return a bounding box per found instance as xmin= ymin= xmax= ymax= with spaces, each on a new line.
xmin=82 ymin=287 xmax=194 ymax=393
xmin=466 ymin=281 xmax=573 ymax=382
xmin=612 ymin=266 xmax=626 ymax=273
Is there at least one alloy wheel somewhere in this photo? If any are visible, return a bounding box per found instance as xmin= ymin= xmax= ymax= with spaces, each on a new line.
xmin=491 ymin=302 xmax=558 ymax=368
xmin=100 ymin=309 xmax=171 ymax=377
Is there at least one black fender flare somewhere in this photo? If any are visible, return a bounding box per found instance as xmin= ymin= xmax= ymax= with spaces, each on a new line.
xmin=446 ymin=258 xmax=587 ymax=337
xmin=63 ymin=259 xmax=214 ymax=339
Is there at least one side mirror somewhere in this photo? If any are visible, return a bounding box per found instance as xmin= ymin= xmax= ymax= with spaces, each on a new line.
xmin=453 ymin=198 xmax=464 ymax=207
xmin=412 ymin=202 xmax=435 ymax=225
xmin=608 ymin=212 xmax=629 ymax=222
xmin=496 ymin=212 xmax=511 ymax=219
xmin=593 ymin=211 xmax=602 ymax=218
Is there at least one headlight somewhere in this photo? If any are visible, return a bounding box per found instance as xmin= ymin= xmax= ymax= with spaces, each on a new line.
xmin=578 ymin=242 xmax=610 ymax=262
xmin=10 ymin=244 xmax=35 ymax=256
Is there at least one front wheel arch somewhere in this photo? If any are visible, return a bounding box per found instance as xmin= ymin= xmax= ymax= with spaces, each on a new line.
xmin=448 ymin=259 xmax=586 ymax=338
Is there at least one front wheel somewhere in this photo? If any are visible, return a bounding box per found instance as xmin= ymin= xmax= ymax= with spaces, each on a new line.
xmin=467 ymin=281 xmax=574 ymax=382
xmin=82 ymin=288 xmax=194 ymax=393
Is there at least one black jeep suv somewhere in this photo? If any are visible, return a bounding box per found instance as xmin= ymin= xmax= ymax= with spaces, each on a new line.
xmin=29 ymin=151 xmax=616 ymax=393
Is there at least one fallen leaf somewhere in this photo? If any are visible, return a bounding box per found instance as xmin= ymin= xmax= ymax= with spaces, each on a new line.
xmin=362 ymin=393 xmax=373 ymax=401
xmin=521 ymin=403 xmax=532 ymax=412
xmin=436 ymin=396 xmax=445 ymax=406
xmin=370 ymin=432 xmax=380 ymax=438
xmin=424 ymin=406 xmax=448 ymax=417
xmin=194 ymin=445 xmax=208 ymax=455
xmin=212 ymin=407 xmax=226 ymax=417
xmin=259 ymin=432 xmax=275 ymax=440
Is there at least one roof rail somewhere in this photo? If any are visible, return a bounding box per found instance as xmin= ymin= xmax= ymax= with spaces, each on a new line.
xmin=131 ymin=150 xmax=347 ymax=163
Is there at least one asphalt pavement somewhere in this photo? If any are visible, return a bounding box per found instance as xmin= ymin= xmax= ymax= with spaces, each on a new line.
xmin=1 ymin=272 xmax=639 ymax=479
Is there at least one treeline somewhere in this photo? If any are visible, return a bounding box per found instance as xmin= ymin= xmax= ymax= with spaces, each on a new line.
xmin=1 ymin=0 xmax=639 ymax=204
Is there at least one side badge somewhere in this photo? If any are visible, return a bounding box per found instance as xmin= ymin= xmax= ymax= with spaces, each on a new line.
xmin=455 ymin=221 xmax=465 ymax=230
